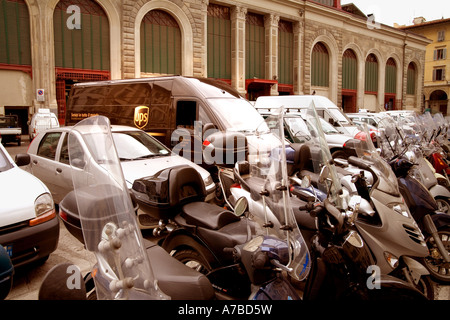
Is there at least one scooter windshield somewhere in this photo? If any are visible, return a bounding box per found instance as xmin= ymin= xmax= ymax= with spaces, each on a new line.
xmin=67 ymin=116 xmax=169 ymax=300
xmin=303 ymin=102 xmax=346 ymax=210
xmin=353 ymin=123 xmax=401 ymax=196
xmin=248 ymin=107 xmax=311 ymax=281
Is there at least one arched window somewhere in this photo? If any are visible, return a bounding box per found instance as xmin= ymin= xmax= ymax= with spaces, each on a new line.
xmin=365 ymin=54 xmax=378 ymax=93
xmin=0 ymin=0 xmax=31 ymax=66
xmin=140 ymin=9 xmax=181 ymax=75
xmin=54 ymin=0 xmax=110 ymax=71
xmin=385 ymin=58 xmax=397 ymax=94
xmin=311 ymin=42 xmax=329 ymax=87
xmin=207 ymin=3 xmax=231 ymax=80
xmin=407 ymin=63 xmax=416 ymax=95
xmin=342 ymin=49 xmax=357 ymax=90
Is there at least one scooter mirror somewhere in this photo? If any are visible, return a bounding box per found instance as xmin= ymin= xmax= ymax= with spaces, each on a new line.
xmin=234 ymin=196 xmax=248 ymax=216
xmin=319 ymin=166 xmax=330 ymax=184
xmin=301 ymin=175 xmax=312 ymax=188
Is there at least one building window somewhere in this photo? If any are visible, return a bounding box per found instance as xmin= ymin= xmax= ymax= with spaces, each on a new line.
xmin=54 ymin=0 xmax=110 ymax=71
xmin=438 ymin=30 xmax=445 ymax=42
xmin=434 ymin=48 xmax=447 ymax=61
xmin=140 ymin=10 xmax=181 ymax=75
xmin=246 ymin=12 xmax=265 ymax=79
xmin=311 ymin=0 xmax=334 ymax=7
xmin=433 ymin=67 xmax=446 ymax=81
xmin=278 ymin=20 xmax=293 ymax=86
xmin=385 ymin=58 xmax=397 ymax=94
xmin=365 ymin=54 xmax=378 ymax=93
xmin=311 ymin=42 xmax=329 ymax=87
xmin=407 ymin=63 xmax=416 ymax=95
xmin=342 ymin=49 xmax=357 ymax=90
xmin=0 ymin=0 xmax=31 ymax=66
xmin=207 ymin=3 xmax=231 ymax=80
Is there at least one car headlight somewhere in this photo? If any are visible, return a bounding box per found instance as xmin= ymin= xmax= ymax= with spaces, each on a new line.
xmin=30 ymin=193 xmax=56 ymax=227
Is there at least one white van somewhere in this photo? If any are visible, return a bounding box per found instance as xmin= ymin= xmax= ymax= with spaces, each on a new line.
xmin=254 ymin=95 xmax=360 ymax=137
xmin=28 ymin=109 xmax=60 ymax=140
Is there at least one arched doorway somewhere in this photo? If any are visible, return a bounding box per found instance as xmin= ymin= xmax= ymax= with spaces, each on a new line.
xmin=429 ymin=90 xmax=448 ymax=115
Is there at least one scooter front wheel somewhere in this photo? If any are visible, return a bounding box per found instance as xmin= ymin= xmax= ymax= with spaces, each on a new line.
xmin=435 ymin=197 xmax=450 ymax=215
xmin=423 ymin=228 xmax=450 ymax=284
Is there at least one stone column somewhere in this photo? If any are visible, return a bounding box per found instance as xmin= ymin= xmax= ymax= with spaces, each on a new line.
xmin=231 ymin=6 xmax=247 ymax=96
xmin=29 ymin=1 xmax=58 ymax=113
xmin=293 ymin=21 xmax=303 ymax=95
xmin=264 ymin=14 xmax=279 ymax=96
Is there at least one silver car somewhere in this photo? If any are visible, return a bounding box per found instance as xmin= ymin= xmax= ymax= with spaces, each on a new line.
xmin=18 ymin=125 xmax=215 ymax=228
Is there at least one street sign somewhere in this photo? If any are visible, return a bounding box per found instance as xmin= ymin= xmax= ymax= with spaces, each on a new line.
xmin=37 ymin=89 xmax=45 ymax=102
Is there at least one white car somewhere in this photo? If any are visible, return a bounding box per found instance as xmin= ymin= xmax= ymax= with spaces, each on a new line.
xmin=17 ymin=125 xmax=216 ymax=229
xmin=0 ymin=143 xmax=59 ymax=268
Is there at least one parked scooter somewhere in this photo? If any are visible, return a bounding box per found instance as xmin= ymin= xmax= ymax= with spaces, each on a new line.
xmin=50 ymin=115 xmax=302 ymax=300
xmin=376 ymin=116 xmax=450 ymax=284
xmin=230 ymin=105 xmax=427 ymax=300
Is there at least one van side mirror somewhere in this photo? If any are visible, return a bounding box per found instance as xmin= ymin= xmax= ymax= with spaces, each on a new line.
xmin=203 ymin=123 xmax=218 ymax=136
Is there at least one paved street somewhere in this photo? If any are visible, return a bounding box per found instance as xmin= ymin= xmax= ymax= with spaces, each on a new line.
xmin=3 ymin=137 xmax=450 ymax=300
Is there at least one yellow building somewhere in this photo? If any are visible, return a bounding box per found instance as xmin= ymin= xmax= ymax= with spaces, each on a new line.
xmin=399 ymin=17 xmax=450 ymax=114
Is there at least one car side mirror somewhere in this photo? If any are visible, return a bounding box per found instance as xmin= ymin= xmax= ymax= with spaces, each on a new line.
xmin=15 ymin=153 xmax=30 ymax=166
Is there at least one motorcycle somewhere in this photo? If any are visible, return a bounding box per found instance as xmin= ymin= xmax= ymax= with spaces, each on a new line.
xmin=50 ymin=115 xmax=302 ymax=300
xmin=376 ymin=116 xmax=450 ymax=284
xmin=230 ymin=105 xmax=427 ymax=300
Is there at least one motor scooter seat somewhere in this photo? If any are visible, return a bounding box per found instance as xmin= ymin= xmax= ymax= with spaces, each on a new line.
xmin=144 ymin=240 xmax=215 ymax=300
xmin=181 ymin=202 xmax=240 ymax=230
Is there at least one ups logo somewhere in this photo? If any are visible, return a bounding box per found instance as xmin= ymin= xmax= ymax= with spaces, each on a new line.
xmin=134 ymin=106 xmax=149 ymax=129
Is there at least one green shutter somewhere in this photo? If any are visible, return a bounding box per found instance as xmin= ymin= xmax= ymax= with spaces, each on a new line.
xmin=407 ymin=64 xmax=416 ymax=95
xmin=207 ymin=10 xmax=231 ymax=79
xmin=53 ymin=0 xmax=110 ymax=71
xmin=140 ymin=10 xmax=181 ymax=75
xmin=278 ymin=22 xmax=293 ymax=85
xmin=312 ymin=43 xmax=329 ymax=87
xmin=0 ymin=0 xmax=31 ymax=65
xmin=385 ymin=61 xmax=396 ymax=94
xmin=246 ymin=13 xmax=265 ymax=79
xmin=343 ymin=50 xmax=357 ymax=90
xmin=365 ymin=55 xmax=378 ymax=92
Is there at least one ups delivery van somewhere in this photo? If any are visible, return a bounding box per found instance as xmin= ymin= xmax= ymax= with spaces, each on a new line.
xmin=65 ymin=76 xmax=260 ymax=176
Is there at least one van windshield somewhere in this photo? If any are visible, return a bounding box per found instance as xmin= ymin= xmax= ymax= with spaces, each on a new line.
xmin=207 ymin=98 xmax=266 ymax=133
xmin=327 ymin=108 xmax=352 ymax=125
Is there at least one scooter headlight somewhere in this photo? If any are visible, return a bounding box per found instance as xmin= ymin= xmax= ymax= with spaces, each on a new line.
xmin=384 ymin=251 xmax=399 ymax=269
xmin=388 ymin=202 xmax=410 ymax=218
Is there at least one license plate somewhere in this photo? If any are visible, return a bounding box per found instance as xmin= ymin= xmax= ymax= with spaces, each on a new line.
xmin=3 ymin=245 xmax=12 ymax=257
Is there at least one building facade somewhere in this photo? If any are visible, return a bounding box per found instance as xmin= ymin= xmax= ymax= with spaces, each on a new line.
xmin=399 ymin=17 xmax=450 ymax=115
xmin=0 ymin=0 xmax=430 ymax=133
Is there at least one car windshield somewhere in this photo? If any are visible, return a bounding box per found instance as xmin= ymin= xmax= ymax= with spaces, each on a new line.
xmin=207 ymin=98 xmax=267 ymax=133
xmin=0 ymin=147 xmax=13 ymax=172
xmin=284 ymin=116 xmax=312 ymax=143
xmin=84 ymin=130 xmax=171 ymax=162
xmin=113 ymin=131 xmax=171 ymax=160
